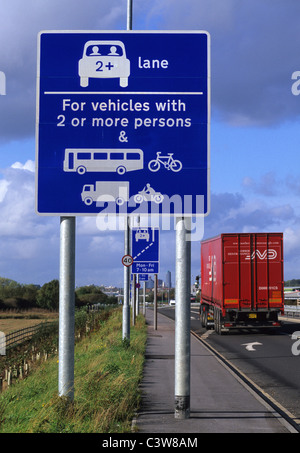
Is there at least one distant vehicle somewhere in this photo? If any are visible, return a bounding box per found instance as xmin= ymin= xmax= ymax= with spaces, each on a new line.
xmin=169 ymin=299 xmax=176 ymax=306
xmin=200 ymin=233 xmax=284 ymax=334
xmin=81 ymin=181 xmax=129 ymax=206
xmin=78 ymin=40 xmax=130 ymax=88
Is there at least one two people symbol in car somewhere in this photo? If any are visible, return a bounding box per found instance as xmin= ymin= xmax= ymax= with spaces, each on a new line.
xmin=89 ymin=45 xmax=119 ymax=56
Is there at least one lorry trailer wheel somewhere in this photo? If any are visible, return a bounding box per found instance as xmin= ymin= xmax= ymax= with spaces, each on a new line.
xmin=200 ymin=305 xmax=208 ymax=328
xmin=214 ymin=309 xmax=224 ymax=335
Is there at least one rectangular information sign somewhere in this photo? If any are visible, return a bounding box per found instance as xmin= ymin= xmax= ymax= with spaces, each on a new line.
xmin=36 ymin=30 xmax=210 ymax=216
xmin=131 ymin=227 xmax=159 ymax=274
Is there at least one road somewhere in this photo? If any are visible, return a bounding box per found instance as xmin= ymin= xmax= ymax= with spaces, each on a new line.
xmin=158 ymin=303 xmax=300 ymax=427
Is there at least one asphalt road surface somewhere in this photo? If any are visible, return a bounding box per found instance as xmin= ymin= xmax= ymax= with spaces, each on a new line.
xmin=159 ymin=304 xmax=300 ymax=426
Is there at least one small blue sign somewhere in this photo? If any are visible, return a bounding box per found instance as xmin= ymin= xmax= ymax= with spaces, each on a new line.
xmin=36 ymin=31 xmax=210 ymax=216
xmin=138 ymin=274 xmax=149 ymax=282
xmin=131 ymin=227 xmax=159 ymax=274
xmin=131 ymin=273 xmax=149 ymax=281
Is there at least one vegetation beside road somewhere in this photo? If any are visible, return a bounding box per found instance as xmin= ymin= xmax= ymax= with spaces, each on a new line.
xmin=0 ymin=308 xmax=147 ymax=433
xmin=0 ymin=276 xmax=118 ymax=312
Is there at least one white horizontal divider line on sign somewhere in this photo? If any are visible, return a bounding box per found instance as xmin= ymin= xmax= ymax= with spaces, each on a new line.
xmin=44 ymin=91 xmax=204 ymax=95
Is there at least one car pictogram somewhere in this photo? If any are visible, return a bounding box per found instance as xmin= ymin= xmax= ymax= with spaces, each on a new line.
xmin=78 ymin=40 xmax=130 ymax=88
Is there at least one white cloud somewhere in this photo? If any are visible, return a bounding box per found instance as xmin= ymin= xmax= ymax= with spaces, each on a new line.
xmin=204 ymin=193 xmax=299 ymax=277
xmin=284 ymin=227 xmax=300 ymax=254
xmin=0 ymin=179 xmax=10 ymax=202
xmin=242 ymin=172 xmax=280 ymax=197
xmin=140 ymin=0 xmax=300 ymax=126
xmin=11 ymin=160 xmax=35 ymax=172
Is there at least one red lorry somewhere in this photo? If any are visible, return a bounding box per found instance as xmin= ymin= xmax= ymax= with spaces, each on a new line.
xmin=200 ymin=233 xmax=284 ymax=334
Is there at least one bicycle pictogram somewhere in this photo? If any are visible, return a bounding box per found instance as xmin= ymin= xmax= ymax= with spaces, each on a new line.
xmin=148 ymin=152 xmax=182 ymax=172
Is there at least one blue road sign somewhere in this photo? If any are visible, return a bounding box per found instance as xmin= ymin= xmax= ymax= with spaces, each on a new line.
xmin=36 ymin=31 xmax=210 ymax=216
xmin=131 ymin=273 xmax=149 ymax=281
xmin=131 ymin=227 xmax=159 ymax=274
xmin=137 ymin=273 xmax=149 ymax=282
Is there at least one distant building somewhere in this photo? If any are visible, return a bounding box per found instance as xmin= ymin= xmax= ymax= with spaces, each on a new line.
xmin=165 ymin=271 xmax=172 ymax=288
xmin=158 ymin=279 xmax=163 ymax=287
xmin=146 ymin=277 xmax=154 ymax=290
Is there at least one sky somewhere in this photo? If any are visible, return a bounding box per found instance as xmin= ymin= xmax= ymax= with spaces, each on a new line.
xmin=0 ymin=0 xmax=300 ymax=288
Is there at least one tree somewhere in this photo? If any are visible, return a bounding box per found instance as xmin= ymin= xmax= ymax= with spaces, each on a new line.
xmin=75 ymin=285 xmax=117 ymax=305
xmin=22 ymin=284 xmax=40 ymax=305
xmin=285 ymin=279 xmax=300 ymax=287
xmin=36 ymin=279 xmax=59 ymax=310
xmin=0 ymin=277 xmax=22 ymax=299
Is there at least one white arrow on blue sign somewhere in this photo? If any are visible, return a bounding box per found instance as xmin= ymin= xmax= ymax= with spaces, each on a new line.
xmin=36 ymin=30 xmax=210 ymax=216
xmin=131 ymin=227 xmax=159 ymax=274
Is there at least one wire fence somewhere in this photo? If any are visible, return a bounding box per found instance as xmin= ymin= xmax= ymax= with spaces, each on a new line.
xmin=0 ymin=322 xmax=56 ymax=354
xmin=0 ymin=305 xmax=115 ymax=355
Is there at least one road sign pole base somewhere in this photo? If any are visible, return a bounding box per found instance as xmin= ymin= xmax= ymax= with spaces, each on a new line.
xmin=174 ymin=395 xmax=190 ymax=419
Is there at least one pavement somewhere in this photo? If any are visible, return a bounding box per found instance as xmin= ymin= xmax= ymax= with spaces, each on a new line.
xmin=134 ymin=309 xmax=297 ymax=434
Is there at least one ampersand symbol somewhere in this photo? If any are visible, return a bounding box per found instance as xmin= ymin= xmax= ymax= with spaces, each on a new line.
xmin=119 ymin=130 xmax=128 ymax=142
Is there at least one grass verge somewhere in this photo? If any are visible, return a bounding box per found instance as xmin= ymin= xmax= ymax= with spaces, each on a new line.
xmin=0 ymin=308 xmax=147 ymax=433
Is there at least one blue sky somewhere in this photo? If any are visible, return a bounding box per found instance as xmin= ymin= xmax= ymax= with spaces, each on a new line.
xmin=0 ymin=0 xmax=300 ymax=287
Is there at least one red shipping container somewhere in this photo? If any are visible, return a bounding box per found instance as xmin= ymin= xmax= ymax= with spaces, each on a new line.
xmin=200 ymin=233 xmax=284 ymax=334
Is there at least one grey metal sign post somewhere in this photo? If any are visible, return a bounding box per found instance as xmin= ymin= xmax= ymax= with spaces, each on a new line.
xmin=58 ymin=216 xmax=76 ymax=400
xmin=143 ymin=281 xmax=146 ymax=315
xmin=175 ymin=217 xmax=191 ymax=419
xmin=122 ymin=217 xmax=131 ymax=342
xmin=154 ymin=274 xmax=158 ymax=330
xmin=122 ymin=0 xmax=133 ymax=343
xmin=132 ymin=272 xmax=136 ymax=326
xmin=136 ymin=274 xmax=140 ymax=316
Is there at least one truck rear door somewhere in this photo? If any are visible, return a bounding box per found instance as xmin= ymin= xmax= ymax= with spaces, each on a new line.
xmin=222 ymin=233 xmax=283 ymax=312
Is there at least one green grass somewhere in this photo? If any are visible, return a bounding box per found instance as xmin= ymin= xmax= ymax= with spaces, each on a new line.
xmin=0 ymin=309 xmax=147 ymax=433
